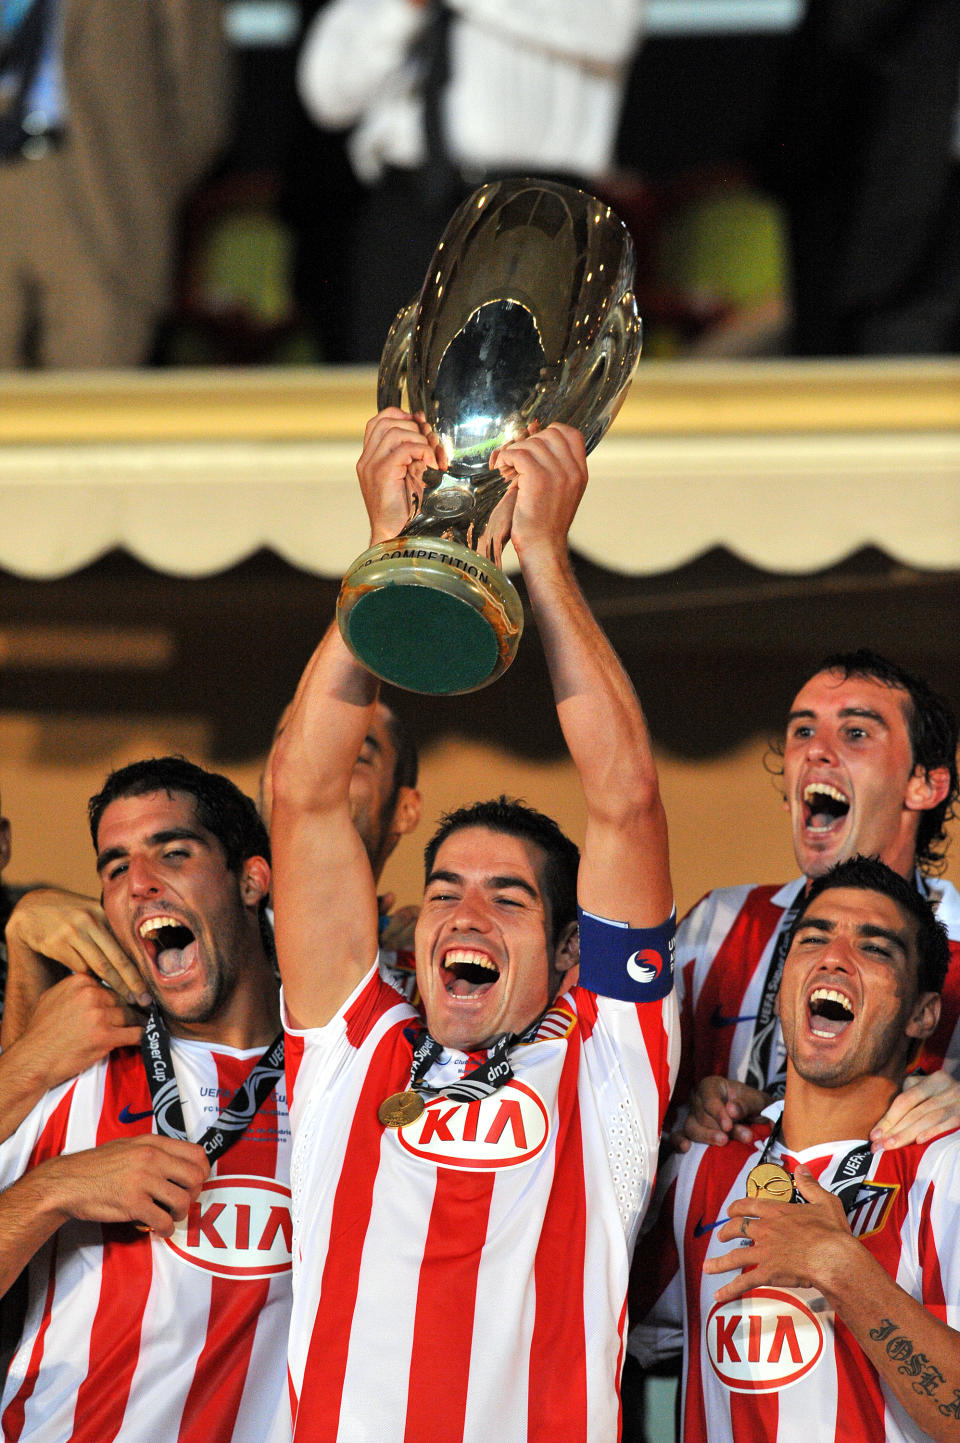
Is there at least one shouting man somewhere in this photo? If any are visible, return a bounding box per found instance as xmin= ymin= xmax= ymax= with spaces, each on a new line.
xmin=0 ymin=759 xmax=290 ymax=1442
xmin=271 ymin=410 xmax=680 ymax=1442
xmin=632 ymin=856 xmax=960 ymax=1441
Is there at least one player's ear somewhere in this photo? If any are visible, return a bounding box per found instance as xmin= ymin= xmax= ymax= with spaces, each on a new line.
xmin=905 ymin=764 xmax=951 ymax=814
xmin=240 ymin=855 xmax=271 ymax=907
xmin=905 ymin=991 xmax=940 ymax=1043
xmin=552 ymin=920 xmax=579 ymax=986
xmin=390 ymin=786 xmax=421 ymax=839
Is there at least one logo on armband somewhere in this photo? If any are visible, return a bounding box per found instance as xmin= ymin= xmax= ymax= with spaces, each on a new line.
xmin=626 ymin=948 xmax=665 ymax=985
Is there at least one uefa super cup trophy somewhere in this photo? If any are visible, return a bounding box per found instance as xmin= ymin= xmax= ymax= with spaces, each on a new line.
xmin=337 ymin=177 xmax=643 ymax=694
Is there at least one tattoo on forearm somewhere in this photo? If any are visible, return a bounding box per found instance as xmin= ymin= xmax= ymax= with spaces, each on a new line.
xmin=868 ymin=1317 xmax=955 ymax=1410
xmin=940 ymin=1392 xmax=960 ymax=1421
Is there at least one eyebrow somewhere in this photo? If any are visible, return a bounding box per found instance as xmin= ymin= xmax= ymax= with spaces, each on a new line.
xmin=786 ymin=706 xmax=888 ymax=727
xmin=96 ymin=827 xmax=208 ymax=874
xmin=839 ymin=706 xmax=887 ymax=725
xmin=795 ymin=915 xmax=909 ymax=956
xmin=425 ymin=868 xmax=540 ymax=901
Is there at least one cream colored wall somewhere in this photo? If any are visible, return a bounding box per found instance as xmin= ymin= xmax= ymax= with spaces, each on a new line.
xmin=4 ymin=715 xmax=956 ymax=917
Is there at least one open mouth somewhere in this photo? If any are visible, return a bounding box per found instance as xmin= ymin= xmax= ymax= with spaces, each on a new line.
xmin=803 ymin=782 xmax=850 ymax=834
xmin=807 ymin=986 xmax=854 ymax=1039
xmin=138 ymin=916 xmax=198 ymax=979
xmin=440 ymin=948 xmax=500 ymax=999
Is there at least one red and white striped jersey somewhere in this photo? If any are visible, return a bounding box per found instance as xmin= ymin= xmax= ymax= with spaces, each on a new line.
xmin=674 ymin=876 xmax=960 ymax=1103
xmin=630 ymin=1103 xmax=960 ymax=1442
xmin=283 ymin=960 xmax=679 ymax=1443
xmin=0 ymin=1039 xmax=293 ymax=1443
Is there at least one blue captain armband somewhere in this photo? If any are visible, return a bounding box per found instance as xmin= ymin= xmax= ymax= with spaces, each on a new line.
xmin=577 ymin=906 xmax=676 ymax=1002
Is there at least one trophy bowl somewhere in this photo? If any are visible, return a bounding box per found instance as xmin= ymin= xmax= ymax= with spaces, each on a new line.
xmin=337 ymin=176 xmax=642 ymax=695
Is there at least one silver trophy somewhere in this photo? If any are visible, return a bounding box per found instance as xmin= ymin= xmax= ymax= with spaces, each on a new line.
xmin=337 ymin=177 xmax=643 ymax=695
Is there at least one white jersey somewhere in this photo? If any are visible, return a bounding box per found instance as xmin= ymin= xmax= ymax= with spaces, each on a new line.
xmin=0 ymin=1039 xmax=293 ymax=1443
xmin=630 ymin=1102 xmax=960 ymax=1442
xmin=283 ymin=922 xmax=678 ymax=1443
xmin=674 ymin=875 xmax=960 ymax=1102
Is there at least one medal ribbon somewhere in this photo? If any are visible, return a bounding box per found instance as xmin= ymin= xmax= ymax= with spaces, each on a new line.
xmin=403 ymin=1007 xmax=548 ymax=1103
xmin=140 ymin=1008 xmax=284 ymax=1163
xmin=754 ymin=1116 xmax=874 ymax=1216
xmin=742 ymin=896 xmax=802 ymax=1096
xmin=825 ymin=1140 xmax=874 ymax=1214
xmin=404 ymin=1026 xmax=516 ymax=1103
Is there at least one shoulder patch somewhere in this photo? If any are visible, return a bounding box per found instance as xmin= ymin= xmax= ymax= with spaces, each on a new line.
xmin=846 ymin=1181 xmax=899 ymax=1239
xmin=525 ymin=998 xmax=577 ymax=1043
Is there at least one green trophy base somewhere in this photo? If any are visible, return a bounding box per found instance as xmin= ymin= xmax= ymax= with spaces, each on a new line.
xmin=337 ymin=537 xmax=524 ymax=694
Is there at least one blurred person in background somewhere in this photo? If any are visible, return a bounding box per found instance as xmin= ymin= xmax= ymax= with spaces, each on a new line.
xmin=0 ymin=0 xmax=230 ymax=368
xmin=296 ymin=0 xmax=646 ymax=361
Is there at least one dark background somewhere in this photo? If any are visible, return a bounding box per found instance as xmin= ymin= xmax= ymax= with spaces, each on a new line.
xmin=1 ymin=545 xmax=955 ymax=765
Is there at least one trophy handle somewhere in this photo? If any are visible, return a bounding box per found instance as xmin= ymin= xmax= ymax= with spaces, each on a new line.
xmin=377 ymin=298 xmax=419 ymax=411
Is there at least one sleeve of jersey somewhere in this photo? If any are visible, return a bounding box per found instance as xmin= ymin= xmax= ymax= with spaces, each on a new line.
xmin=627 ymin=1158 xmax=684 ymax=1367
xmin=913 ymin=1138 xmax=960 ymax=1330
xmin=0 ymin=1078 xmax=77 ymax=1189
xmin=281 ymin=958 xmax=417 ymax=1133
xmin=575 ymin=907 xmax=681 ymax=1141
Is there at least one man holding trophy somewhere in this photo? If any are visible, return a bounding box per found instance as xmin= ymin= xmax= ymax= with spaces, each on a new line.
xmin=269 ymin=175 xmax=676 ymax=1443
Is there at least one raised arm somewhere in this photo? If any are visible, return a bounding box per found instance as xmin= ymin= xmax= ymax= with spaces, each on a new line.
xmin=270 ymin=410 xmax=437 ymax=1029
xmin=501 ymin=423 xmax=672 ymax=927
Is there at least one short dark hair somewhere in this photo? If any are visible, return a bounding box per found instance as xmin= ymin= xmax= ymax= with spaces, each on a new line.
xmin=791 ymin=855 xmax=950 ymax=995
xmin=812 ymin=650 xmax=958 ymax=873
xmin=89 ymin=756 xmax=270 ymax=871
xmin=423 ymin=795 xmax=580 ymax=944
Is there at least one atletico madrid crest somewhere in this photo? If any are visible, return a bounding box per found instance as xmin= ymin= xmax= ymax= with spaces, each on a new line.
xmin=845 ymin=1181 xmax=898 ymax=1239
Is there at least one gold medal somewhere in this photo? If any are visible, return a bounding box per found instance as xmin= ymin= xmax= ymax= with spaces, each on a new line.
xmin=746 ymin=1162 xmax=796 ymax=1201
xmin=378 ymin=1090 xmax=426 ymax=1128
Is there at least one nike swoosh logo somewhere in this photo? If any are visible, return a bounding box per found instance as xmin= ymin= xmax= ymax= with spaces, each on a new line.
xmin=710 ymin=1005 xmax=758 ymax=1028
xmin=694 ymin=1217 xmax=725 ymax=1237
xmin=118 ymin=1105 xmax=154 ymax=1124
